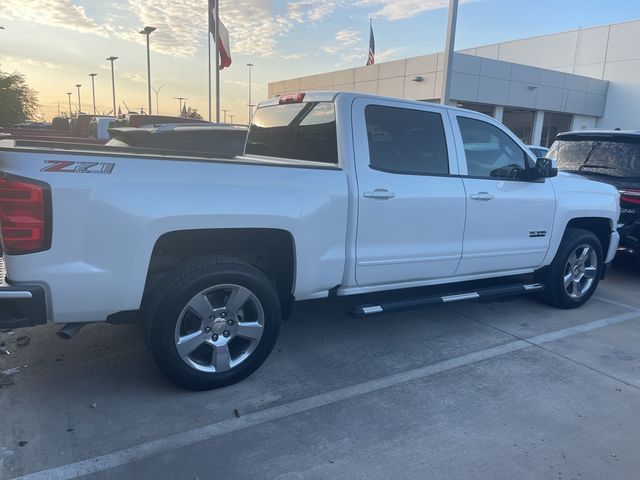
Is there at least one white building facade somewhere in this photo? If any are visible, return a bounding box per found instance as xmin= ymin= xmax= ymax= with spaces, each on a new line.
xmin=269 ymin=19 xmax=640 ymax=147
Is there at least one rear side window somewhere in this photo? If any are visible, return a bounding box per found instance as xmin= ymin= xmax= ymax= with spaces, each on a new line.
xmin=365 ymin=105 xmax=449 ymax=175
xmin=246 ymin=102 xmax=338 ymax=163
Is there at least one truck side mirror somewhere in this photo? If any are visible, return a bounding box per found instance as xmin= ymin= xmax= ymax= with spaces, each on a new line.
xmin=533 ymin=157 xmax=558 ymax=179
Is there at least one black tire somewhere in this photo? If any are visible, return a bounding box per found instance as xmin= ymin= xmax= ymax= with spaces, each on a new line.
xmin=143 ymin=256 xmax=281 ymax=390
xmin=537 ymin=228 xmax=603 ymax=309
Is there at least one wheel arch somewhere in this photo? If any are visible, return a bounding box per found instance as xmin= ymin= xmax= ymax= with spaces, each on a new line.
xmin=564 ymin=217 xmax=613 ymax=257
xmin=143 ymin=228 xmax=296 ymax=316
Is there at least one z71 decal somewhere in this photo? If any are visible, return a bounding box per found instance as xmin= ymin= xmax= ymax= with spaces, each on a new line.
xmin=41 ymin=160 xmax=115 ymax=174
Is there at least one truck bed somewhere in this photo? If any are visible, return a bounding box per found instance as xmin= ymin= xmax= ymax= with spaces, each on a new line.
xmin=0 ymin=140 xmax=339 ymax=170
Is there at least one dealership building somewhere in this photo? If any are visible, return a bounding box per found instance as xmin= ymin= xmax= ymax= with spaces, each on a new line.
xmin=269 ymin=19 xmax=640 ymax=147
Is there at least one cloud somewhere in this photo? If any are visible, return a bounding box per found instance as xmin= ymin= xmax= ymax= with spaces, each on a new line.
xmin=358 ymin=0 xmax=474 ymax=21
xmin=2 ymin=56 xmax=62 ymax=70
xmin=322 ymin=30 xmax=362 ymax=55
xmin=287 ymin=1 xmax=345 ymax=23
xmin=1 ymin=0 xmax=107 ymax=36
xmin=106 ymin=0 xmax=305 ymax=60
xmin=225 ymin=80 xmax=265 ymax=90
xmin=121 ymin=72 xmax=147 ymax=83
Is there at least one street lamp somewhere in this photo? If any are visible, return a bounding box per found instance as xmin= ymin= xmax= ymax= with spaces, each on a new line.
xmin=229 ymin=114 xmax=235 ymax=124
xmin=139 ymin=26 xmax=157 ymax=115
xmin=221 ymin=109 xmax=229 ymax=123
xmin=152 ymin=84 xmax=165 ymax=115
xmin=106 ymin=56 xmax=118 ymax=116
xmin=247 ymin=63 xmax=254 ymax=123
xmin=174 ymin=97 xmax=187 ymax=116
xmin=89 ymin=73 xmax=97 ymax=115
xmin=75 ymin=84 xmax=82 ymax=113
xmin=66 ymin=92 xmax=73 ymax=117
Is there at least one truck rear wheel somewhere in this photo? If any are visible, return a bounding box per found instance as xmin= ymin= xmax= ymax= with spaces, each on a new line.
xmin=143 ymin=256 xmax=281 ymax=390
xmin=537 ymin=228 xmax=603 ymax=309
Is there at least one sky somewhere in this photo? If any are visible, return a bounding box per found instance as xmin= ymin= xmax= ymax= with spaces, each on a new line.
xmin=1 ymin=0 xmax=640 ymax=124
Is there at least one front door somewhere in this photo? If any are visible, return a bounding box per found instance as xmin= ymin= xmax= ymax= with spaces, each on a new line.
xmin=352 ymin=98 xmax=466 ymax=286
xmin=451 ymin=113 xmax=556 ymax=276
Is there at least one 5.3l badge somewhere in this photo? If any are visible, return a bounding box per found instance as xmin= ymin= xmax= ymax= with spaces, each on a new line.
xmin=41 ymin=160 xmax=115 ymax=174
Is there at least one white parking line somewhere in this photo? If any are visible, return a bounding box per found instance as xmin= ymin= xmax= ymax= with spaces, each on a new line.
xmin=594 ymin=295 xmax=640 ymax=311
xmin=12 ymin=307 xmax=640 ymax=480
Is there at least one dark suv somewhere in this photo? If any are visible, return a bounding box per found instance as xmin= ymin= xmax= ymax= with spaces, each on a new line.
xmin=549 ymin=130 xmax=640 ymax=258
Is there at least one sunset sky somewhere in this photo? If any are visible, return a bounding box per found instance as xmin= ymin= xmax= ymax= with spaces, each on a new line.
xmin=1 ymin=0 xmax=640 ymax=124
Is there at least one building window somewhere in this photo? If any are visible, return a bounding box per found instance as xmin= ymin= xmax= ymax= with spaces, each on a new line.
xmin=502 ymin=108 xmax=536 ymax=144
xmin=540 ymin=113 xmax=572 ymax=148
xmin=456 ymin=102 xmax=495 ymax=117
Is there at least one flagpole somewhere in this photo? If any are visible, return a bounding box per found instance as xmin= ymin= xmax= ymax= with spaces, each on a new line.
xmin=208 ymin=1 xmax=212 ymax=122
xmin=215 ymin=0 xmax=221 ymax=123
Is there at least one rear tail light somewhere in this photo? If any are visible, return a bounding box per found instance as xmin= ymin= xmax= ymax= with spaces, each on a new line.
xmin=620 ymin=188 xmax=640 ymax=205
xmin=0 ymin=174 xmax=51 ymax=254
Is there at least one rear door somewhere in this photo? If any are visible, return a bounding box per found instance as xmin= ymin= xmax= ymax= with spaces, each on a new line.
xmin=451 ymin=113 xmax=556 ymax=276
xmin=352 ymin=98 xmax=466 ymax=286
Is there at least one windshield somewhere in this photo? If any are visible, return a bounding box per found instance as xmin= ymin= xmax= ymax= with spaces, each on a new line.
xmin=549 ymin=138 xmax=640 ymax=178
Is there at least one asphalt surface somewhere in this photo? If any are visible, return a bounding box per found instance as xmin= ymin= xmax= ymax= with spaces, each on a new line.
xmin=1 ymin=256 xmax=639 ymax=480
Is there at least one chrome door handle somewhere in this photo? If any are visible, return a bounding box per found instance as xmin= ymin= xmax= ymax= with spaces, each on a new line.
xmin=470 ymin=192 xmax=494 ymax=201
xmin=363 ymin=189 xmax=395 ymax=200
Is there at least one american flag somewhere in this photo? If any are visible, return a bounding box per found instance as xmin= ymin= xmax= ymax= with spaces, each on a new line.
xmin=367 ymin=20 xmax=375 ymax=66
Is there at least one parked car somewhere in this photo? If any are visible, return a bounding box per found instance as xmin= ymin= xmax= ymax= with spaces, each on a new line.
xmin=106 ymin=124 xmax=248 ymax=156
xmin=527 ymin=145 xmax=550 ymax=158
xmin=549 ymin=130 xmax=638 ymax=259
xmin=0 ymin=92 xmax=620 ymax=390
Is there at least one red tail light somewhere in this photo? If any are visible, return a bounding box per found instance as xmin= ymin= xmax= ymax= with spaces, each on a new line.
xmin=0 ymin=175 xmax=51 ymax=254
xmin=620 ymin=188 xmax=640 ymax=205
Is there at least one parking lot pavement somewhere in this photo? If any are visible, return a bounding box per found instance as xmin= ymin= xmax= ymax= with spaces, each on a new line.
xmin=1 ymin=259 xmax=639 ymax=480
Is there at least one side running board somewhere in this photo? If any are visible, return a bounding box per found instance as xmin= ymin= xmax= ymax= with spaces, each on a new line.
xmin=350 ymin=283 xmax=544 ymax=318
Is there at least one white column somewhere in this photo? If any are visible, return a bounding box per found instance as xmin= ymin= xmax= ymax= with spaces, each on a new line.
xmin=532 ymin=110 xmax=545 ymax=146
xmin=493 ymin=106 xmax=504 ymax=123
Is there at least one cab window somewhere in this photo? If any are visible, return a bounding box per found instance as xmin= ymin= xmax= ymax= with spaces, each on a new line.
xmin=457 ymin=116 xmax=529 ymax=180
xmin=365 ymin=105 xmax=449 ymax=175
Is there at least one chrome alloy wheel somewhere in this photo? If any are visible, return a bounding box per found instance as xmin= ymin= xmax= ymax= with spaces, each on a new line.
xmin=563 ymin=243 xmax=598 ymax=299
xmin=174 ymin=284 xmax=265 ymax=373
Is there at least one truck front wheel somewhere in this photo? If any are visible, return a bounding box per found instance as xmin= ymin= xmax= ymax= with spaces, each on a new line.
xmin=537 ymin=228 xmax=603 ymax=309
xmin=143 ymin=256 xmax=281 ymax=390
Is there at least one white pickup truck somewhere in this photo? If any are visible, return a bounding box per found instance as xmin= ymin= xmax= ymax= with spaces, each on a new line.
xmin=0 ymin=92 xmax=620 ymax=390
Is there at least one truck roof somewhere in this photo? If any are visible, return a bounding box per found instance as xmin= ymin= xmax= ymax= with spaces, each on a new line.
xmin=557 ymin=130 xmax=640 ymax=141
xmin=258 ymin=91 xmax=492 ymax=117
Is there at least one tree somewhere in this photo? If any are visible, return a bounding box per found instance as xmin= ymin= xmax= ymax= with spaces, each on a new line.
xmin=186 ymin=107 xmax=203 ymax=120
xmin=0 ymin=69 xmax=40 ymax=127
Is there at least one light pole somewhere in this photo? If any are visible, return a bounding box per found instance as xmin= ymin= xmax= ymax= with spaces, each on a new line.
xmin=174 ymin=97 xmax=187 ymax=116
xmin=441 ymin=0 xmax=459 ymax=106
xmin=75 ymin=84 xmax=82 ymax=113
xmin=152 ymin=84 xmax=165 ymax=115
xmin=221 ymin=109 xmax=229 ymax=123
xmin=66 ymin=92 xmax=73 ymax=117
xmin=139 ymin=26 xmax=156 ymax=115
xmin=246 ymin=63 xmax=254 ymax=123
xmin=106 ymin=56 xmax=118 ymax=116
xmin=229 ymin=114 xmax=235 ymax=124
xmin=89 ymin=73 xmax=97 ymax=115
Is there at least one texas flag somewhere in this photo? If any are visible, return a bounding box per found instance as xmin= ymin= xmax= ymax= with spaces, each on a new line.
xmin=209 ymin=0 xmax=232 ymax=69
